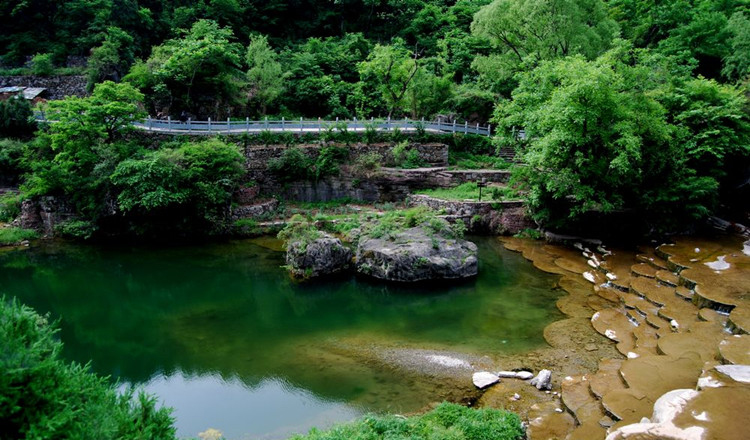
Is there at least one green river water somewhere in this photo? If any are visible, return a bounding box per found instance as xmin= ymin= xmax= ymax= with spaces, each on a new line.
xmin=0 ymin=236 xmax=564 ymax=440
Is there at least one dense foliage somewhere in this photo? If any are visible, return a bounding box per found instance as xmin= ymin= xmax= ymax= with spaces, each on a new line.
xmin=18 ymin=82 xmax=244 ymax=238
xmin=0 ymin=297 xmax=175 ymax=439
xmin=289 ymin=401 xmax=523 ymax=440
xmin=496 ymin=43 xmax=749 ymax=231
xmin=1 ymin=0 xmax=749 ymax=230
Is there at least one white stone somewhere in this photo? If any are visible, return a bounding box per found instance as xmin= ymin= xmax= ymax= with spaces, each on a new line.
xmin=715 ymin=364 xmax=750 ymax=383
xmin=530 ymin=369 xmax=552 ymax=390
xmin=515 ymin=371 xmax=534 ymax=380
xmin=583 ymin=271 xmax=596 ymax=283
xmin=605 ymin=389 xmax=704 ymax=440
xmin=697 ymin=375 xmax=723 ymax=389
xmin=606 ymin=272 xmax=617 ymax=281
xmin=587 ymin=259 xmax=599 ymax=268
xmin=497 ymin=370 xmax=518 ymax=378
xmin=704 ymin=255 xmax=730 ymax=271
xmin=652 ymin=389 xmax=699 ymax=423
xmin=473 ymin=371 xmax=500 ymax=389
xmin=512 ymin=393 xmax=521 ymax=401
xmin=692 ymin=411 xmax=709 ymax=422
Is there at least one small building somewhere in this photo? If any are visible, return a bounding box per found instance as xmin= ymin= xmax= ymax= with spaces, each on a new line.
xmin=0 ymin=86 xmax=49 ymax=104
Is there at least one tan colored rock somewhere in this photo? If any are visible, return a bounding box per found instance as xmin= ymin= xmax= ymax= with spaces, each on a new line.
xmin=619 ymin=353 xmax=703 ymax=402
xmin=602 ymin=388 xmax=654 ymax=424
xmin=589 ymin=358 xmax=626 ymax=400
xmin=631 ymin=263 xmax=657 ymax=278
xmin=719 ymin=335 xmax=750 ymax=364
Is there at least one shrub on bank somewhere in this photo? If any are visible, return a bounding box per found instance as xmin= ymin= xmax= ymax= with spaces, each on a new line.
xmin=0 ymin=227 xmax=38 ymax=245
xmin=0 ymin=297 xmax=176 ymax=439
xmin=290 ymin=402 xmax=524 ymax=440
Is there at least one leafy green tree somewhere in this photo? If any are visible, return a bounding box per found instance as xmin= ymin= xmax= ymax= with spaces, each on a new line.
xmin=496 ymin=49 xmax=717 ymax=229
xmin=110 ymin=138 xmax=244 ymax=235
xmin=87 ymin=26 xmax=136 ymax=88
xmin=471 ymin=0 xmax=618 ymax=94
xmin=246 ymin=34 xmax=284 ymax=115
xmin=125 ymin=19 xmax=244 ymax=118
xmin=405 ymin=65 xmax=454 ymax=119
xmin=358 ymin=42 xmax=420 ymax=117
xmin=723 ymin=12 xmax=750 ymax=81
xmin=24 ymin=81 xmax=144 ymax=217
xmin=31 ymin=52 xmax=54 ymax=75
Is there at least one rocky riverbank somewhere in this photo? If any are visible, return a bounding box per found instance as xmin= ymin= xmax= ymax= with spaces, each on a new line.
xmin=485 ymin=234 xmax=750 ymax=440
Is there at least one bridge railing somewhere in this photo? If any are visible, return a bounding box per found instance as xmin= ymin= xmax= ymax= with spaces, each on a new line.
xmin=130 ymin=117 xmax=492 ymax=137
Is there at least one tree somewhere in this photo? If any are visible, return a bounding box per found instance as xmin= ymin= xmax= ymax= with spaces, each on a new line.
xmin=496 ymin=48 xmax=720 ymax=230
xmin=471 ymin=0 xmax=618 ymax=94
xmin=246 ymin=34 xmax=284 ymax=115
xmin=358 ymin=42 xmax=420 ymax=117
xmin=87 ymin=26 xmax=136 ymax=88
xmin=723 ymin=12 xmax=750 ymax=81
xmin=110 ymin=138 xmax=244 ymax=235
xmin=24 ymin=81 xmax=144 ymax=217
xmin=125 ymin=19 xmax=244 ymax=118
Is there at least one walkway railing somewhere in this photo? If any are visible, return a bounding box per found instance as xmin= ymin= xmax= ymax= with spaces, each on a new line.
xmin=131 ymin=117 xmax=492 ymax=137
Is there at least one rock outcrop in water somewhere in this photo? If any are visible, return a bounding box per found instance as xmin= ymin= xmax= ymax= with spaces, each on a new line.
xmin=355 ymin=226 xmax=478 ymax=282
xmin=285 ymin=233 xmax=352 ymax=279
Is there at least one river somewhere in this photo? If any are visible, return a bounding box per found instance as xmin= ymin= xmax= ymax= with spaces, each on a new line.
xmin=0 ymin=236 xmax=564 ymax=439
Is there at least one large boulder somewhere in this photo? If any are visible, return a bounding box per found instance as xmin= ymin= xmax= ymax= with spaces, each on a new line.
xmin=285 ymin=234 xmax=352 ymax=279
xmin=355 ymin=227 xmax=478 ymax=282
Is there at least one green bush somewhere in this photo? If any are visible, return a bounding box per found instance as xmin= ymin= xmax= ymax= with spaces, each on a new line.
xmin=0 ymin=227 xmax=38 ymax=245
xmin=361 ymin=207 xmax=461 ymax=240
xmin=290 ymin=402 xmax=523 ymax=440
xmin=268 ymin=147 xmax=314 ymax=183
xmin=55 ymin=220 xmax=98 ymax=240
xmin=0 ymin=297 xmax=176 ymax=439
xmin=277 ymin=214 xmax=323 ymax=250
xmin=391 ymin=141 xmax=426 ymax=169
xmin=0 ymin=98 xmax=36 ymax=139
xmin=31 ymin=53 xmax=55 ymax=76
xmin=0 ymin=193 xmax=22 ymax=222
xmin=313 ymin=146 xmax=349 ymax=181
xmin=351 ymin=152 xmax=382 ymax=177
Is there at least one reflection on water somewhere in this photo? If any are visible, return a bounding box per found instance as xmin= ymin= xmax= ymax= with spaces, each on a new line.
xmin=135 ymin=375 xmax=362 ymax=440
xmin=0 ymin=237 xmax=563 ymax=439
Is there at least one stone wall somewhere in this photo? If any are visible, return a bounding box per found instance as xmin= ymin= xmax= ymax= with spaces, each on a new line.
xmin=231 ymin=199 xmax=279 ymax=220
xmin=0 ymin=75 xmax=87 ymax=99
xmin=245 ymin=142 xmax=448 ymax=179
xmin=17 ymin=197 xmax=75 ymax=236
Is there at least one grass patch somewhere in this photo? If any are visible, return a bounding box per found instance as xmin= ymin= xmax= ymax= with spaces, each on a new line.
xmin=416 ymin=182 xmax=484 ymax=201
xmin=416 ymin=183 xmax=519 ymax=202
xmin=0 ymin=227 xmax=38 ymax=245
xmin=290 ymin=402 xmax=524 ymax=440
xmin=360 ymin=206 xmax=464 ymax=240
xmin=449 ymin=151 xmax=510 ymax=170
xmin=277 ymin=214 xmax=323 ymax=250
